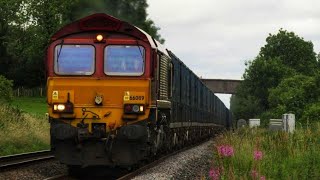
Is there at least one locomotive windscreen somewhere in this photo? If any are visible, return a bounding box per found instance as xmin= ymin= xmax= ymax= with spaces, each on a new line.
xmin=54 ymin=45 xmax=95 ymax=75
xmin=104 ymin=45 xmax=144 ymax=76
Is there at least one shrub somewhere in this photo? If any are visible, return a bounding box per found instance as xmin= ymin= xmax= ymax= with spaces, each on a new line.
xmin=0 ymin=75 xmax=13 ymax=103
xmin=301 ymin=102 xmax=320 ymax=123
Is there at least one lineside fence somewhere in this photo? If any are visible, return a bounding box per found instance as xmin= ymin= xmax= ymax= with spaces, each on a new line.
xmin=13 ymin=87 xmax=46 ymax=97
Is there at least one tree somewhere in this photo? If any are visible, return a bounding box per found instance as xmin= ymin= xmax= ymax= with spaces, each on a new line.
xmin=268 ymin=73 xmax=320 ymax=122
xmin=0 ymin=18 xmax=10 ymax=74
xmin=1 ymin=0 xmax=78 ymax=87
xmin=231 ymin=29 xmax=318 ymax=121
xmin=260 ymin=29 xmax=317 ymax=76
xmin=268 ymin=75 xmax=318 ymax=119
xmin=0 ymin=0 xmax=22 ymax=77
xmin=242 ymin=57 xmax=296 ymax=110
xmin=301 ymin=102 xmax=320 ymax=123
xmin=69 ymin=0 xmax=165 ymax=43
xmin=230 ymin=87 xmax=263 ymax=120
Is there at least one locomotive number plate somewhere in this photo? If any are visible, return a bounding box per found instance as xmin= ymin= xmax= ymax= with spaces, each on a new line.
xmin=130 ymin=96 xmax=144 ymax=100
xmin=123 ymin=91 xmax=146 ymax=102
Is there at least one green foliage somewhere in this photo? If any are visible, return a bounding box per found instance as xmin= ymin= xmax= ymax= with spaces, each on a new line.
xmin=232 ymin=56 xmax=296 ymax=119
xmin=242 ymin=57 xmax=296 ymax=110
xmin=231 ymin=29 xmax=319 ymax=123
xmin=0 ymin=0 xmax=22 ymax=75
xmin=260 ymin=29 xmax=317 ymax=76
xmin=0 ymin=75 xmax=13 ymax=103
xmin=301 ymin=102 xmax=320 ymax=123
xmin=230 ymin=90 xmax=263 ymax=120
xmin=209 ymin=126 xmax=320 ymax=179
xmin=69 ymin=0 xmax=165 ymax=43
xmin=268 ymin=75 xmax=318 ymax=119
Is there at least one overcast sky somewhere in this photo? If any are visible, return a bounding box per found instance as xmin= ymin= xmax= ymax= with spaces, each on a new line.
xmin=146 ymin=0 xmax=320 ymax=108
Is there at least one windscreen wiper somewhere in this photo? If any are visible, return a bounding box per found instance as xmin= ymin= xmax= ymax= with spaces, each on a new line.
xmin=56 ymin=39 xmax=64 ymax=71
xmin=136 ymin=40 xmax=144 ymax=62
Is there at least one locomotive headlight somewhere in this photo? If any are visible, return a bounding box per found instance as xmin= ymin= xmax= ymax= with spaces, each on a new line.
xmin=139 ymin=105 xmax=144 ymax=112
xmin=53 ymin=104 xmax=65 ymax=111
xmin=132 ymin=105 xmax=139 ymax=112
xmin=96 ymin=34 xmax=103 ymax=41
xmin=52 ymin=103 xmax=74 ymax=113
xmin=57 ymin=104 xmax=65 ymax=111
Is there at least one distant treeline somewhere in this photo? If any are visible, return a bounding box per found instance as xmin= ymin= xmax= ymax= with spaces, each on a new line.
xmin=0 ymin=0 xmax=164 ymax=88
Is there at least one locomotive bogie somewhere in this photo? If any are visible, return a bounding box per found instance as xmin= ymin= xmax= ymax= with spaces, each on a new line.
xmin=51 ymin=120 xmax=150 ymax=167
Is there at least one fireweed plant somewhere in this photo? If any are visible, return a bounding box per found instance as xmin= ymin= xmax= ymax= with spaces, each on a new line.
xmin=208 ymin=124 xmax=320 ymax=179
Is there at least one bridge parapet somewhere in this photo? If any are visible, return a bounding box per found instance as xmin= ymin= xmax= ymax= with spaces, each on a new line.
xmin=201 ymin=79 xmax=242 ymax=94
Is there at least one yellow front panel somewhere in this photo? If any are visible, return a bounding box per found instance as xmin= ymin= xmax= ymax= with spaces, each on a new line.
xmin=47 ymin=77 xmax=151 ymax=132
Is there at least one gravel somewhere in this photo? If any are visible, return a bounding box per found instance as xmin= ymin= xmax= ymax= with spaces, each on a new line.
xmin=0 ymin=160 xmax=68 ymax=180
xmin=132 ymin=139 xmax=215 ymax=180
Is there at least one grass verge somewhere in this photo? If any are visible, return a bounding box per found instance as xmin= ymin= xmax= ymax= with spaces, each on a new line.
xmin=0 ymin=104 xmax=49 ymax=156
xmin=207 ymin=125 xmax=320 ymax=179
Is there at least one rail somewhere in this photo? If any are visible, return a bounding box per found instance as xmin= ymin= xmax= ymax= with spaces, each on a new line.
xmin=0 ymin=150 xmax=54 ymax=171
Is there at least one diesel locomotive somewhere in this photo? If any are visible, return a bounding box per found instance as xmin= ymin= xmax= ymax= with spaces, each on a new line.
xmin=46 ymin=13 xmax=232 ymax=169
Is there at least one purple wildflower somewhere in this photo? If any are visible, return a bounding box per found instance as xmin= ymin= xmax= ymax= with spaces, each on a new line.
xmin=209 ymin=167 xmax=221 ymax=180
xmin=254 ymin=150 xmax=263 ymax=160
xmin=217 ymin=145 xmax=234 ymax=157
xmin=251 ymin=169 xmax=266 ymax=180
xmin=251 ymin=169 xmax=258 ymax=178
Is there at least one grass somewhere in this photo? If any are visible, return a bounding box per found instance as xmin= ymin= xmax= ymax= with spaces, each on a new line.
xmin=207 ymin=125 xmax=320 ymax=179
xmin=0 ymin=97 xmax=49 ymax=156
xmin=11 ymin=96 xmax=47 ymax=116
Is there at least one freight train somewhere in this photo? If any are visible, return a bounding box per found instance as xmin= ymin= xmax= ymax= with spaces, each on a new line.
xmin=46 ymin=13 xmax=232 ymax=170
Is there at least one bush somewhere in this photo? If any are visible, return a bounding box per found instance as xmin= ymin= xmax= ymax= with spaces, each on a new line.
xmin=258 ymin=106 xmax=286 ymax=128
xmin=0 ymin=75 xmax=13 ymax=103
xmin=301 ymin=102 xmax=320 ymax=123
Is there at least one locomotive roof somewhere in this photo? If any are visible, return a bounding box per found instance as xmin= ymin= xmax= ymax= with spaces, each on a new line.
xmin=51 ymin=13 xmax=168 ymax=56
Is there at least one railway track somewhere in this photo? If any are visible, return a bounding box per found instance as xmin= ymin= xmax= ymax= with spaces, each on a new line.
xmin=117 ymin=144 xmax=197 ymax=180
xmin=45 ymin=137 xmax=213 ymax=180
xmin=0 ymin=150 xmax=54 ymax=171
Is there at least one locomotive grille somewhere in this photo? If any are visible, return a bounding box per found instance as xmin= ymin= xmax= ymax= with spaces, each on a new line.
xmin=159 ymin=55 xmax=170 ymax=100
